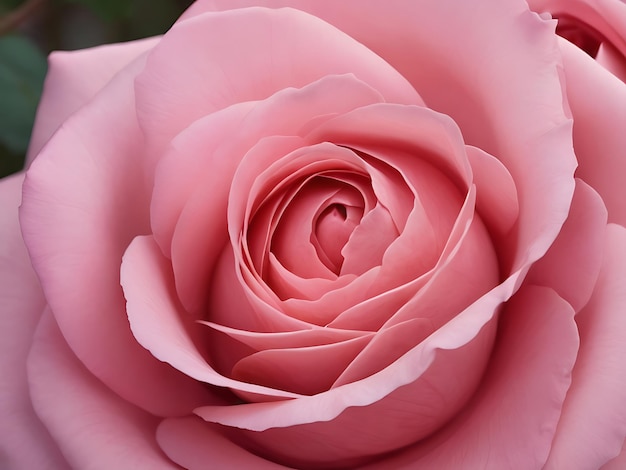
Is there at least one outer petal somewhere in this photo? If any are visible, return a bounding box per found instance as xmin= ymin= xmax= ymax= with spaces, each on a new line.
xmin=601 ymin=442 xmax=626 ymax=470
xmin=26 ymin=37 xmax=160 ymax=167
xmin=157 ymin=417 xmax=289 ymax=469
xmin=121 ymin=235 xmax=300 ymax=401
xmin=360 ymin=285 xmax=578 ymax=469
xmin=0 ymin=173 xmax=68 ymax=470
xmin=20 ymin=53 xmax=210 ymax=417
xmin=545 ymin=224 xmax=626 ymax=469
xmin=527 ymin=179 xmax=607 ymax=312
xmin=558 ymin=38 xmax=626 ymax=226
xmin=27 ymin=310 xmax=178 ymax=470
xmin=135 ymin=6 xmax=422 ymax=160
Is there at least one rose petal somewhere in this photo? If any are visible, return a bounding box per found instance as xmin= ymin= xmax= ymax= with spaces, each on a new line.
xmin=465 ymin=145 xmax=519 ymax=238
xmin=199 ymin=320 xmax=370 ymax=351
xmin=601 ymin=441 xmax=626 ymax=470
xmin=195 ymin=292 xmax=499 ymax=467
xmin=136 ymin=6 xmax=422 ymax=159
xmin=558 ymin=38 xmax=626 ymax=225
xmin=20 ymin=55 xmax=209 ymax=417
xmin=528 ymin=179 xmax=607 ymax=312
xmin=335 ymin=214 xmax=498 ymax=386
xmin=27 ymin=310 xmax=178 ymax=469
xmin=527 ymin=0 xmax=626 ymax=58
xmin=0 ymin=173 xmax=68 ymax=469
xmin=190 ymin=0 xmax=577 ymax=275
xmin=157 ymin=417 xmax=287 ymax=469
xmin=231 ymin=333 xmax=372 ymax=395
xmin=361 ymin=285 xmax=578 ymax=469
xmin=153 ymin=74 xmax=386 ymax=313
xmin=208 ymin=245 xmax=312 ymax=335
xmin=332 ymin=318 xmax=435 ymax=387
xmin=544 ymin=224 xmax=626 ymax=469
xmin=195 ymin=275 xmax=510 ymax=432
xmin=26 ymin=37 xmax=159 ymax=167
xmin=121 ymin=235 xmax=302 ymax=400
xmin=597 ymin=42 xmax=626 ymax=82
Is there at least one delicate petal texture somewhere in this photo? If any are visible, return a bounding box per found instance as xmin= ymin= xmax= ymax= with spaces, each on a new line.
xmin=528 ymin=179 xmax=607 ymax=312
xmin=152 ymin=74 xmax=385 ymax=313
xmin=465 ymin=146 xmax=519 ymax=238
xmin=157 ymin=417 xmax=288 ymax=469
xmin=596 ymin=42 xmax=626 ymax=82
xmin=527 ymin=0 xmax=626 ymax=59
xmin=601 ymin=442 xmax=626 ymax=470
xmin=136 ymin=6 xmax=422 ymax=160
xmin=360 ymin=285 xmax=578 ymax=469
xmin=121 ymin=235 xmax=300 ymax=400
xmin=558 ymin=38 xmax=626 ymax=225
xmin=195 ymin=280 xmax=510 ymax=428
xmin=20 ymin=55 xmax=210 ymax=417
xmin=198 ymin=309 xmax=497 ymax=468
xmin=27 ymin=311 xmax=178 ymax=470
xmin=26 ymin=37 xmax=159 ymax=167
xmin=0 ymin=173 xmax=68 ymax=470
xmin=545 ymin=224 xmax=626 ymax=469
xmin=9 ymin=1 xmax=622 ymax=468
xmin=185 ymin=0 xmax=578 ymax=273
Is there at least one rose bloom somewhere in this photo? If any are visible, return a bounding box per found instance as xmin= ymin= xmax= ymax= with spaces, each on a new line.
xmin=1 ymin=0 xmax=625 ymax=468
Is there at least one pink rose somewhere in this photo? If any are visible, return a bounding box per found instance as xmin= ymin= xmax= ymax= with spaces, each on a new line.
xmin=1 ymin=1 xmax=625 ymax=468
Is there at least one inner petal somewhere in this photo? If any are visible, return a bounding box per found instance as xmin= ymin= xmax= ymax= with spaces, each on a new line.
xmin=314 ymin=202 xmax=361 ymax=273
xmin=269 ymin=176 xmax=365 ymax=281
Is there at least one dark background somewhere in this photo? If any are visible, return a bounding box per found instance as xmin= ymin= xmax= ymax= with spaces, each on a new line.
xmin=0 ymin=0 xmax=193 ymax=178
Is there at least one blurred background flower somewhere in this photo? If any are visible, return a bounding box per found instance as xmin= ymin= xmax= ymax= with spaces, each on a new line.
xmin=0 ymin=0 xmax=193 ymax=178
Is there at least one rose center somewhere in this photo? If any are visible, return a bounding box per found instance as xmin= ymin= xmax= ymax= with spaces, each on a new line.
xmin=314 ymin=202 xmax=359 ymax=274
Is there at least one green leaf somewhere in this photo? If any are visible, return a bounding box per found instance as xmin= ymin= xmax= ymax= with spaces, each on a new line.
xmin=0 ymin=34 xmax=46 ymax=154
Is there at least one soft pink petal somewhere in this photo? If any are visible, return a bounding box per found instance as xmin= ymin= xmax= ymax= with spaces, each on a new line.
xmin=527 ymin=0 xmax=626 ymax=58
xmin=190 ymin=0 xmax=577 ymax=275
xmin=596 ymin=42 xmax=626 ymax=82
xmin=136 ymin=6 xmax=422 ymax=159
xmin=26 ymin=37 xmax=159 ymax=167
xmin=20 ymin=54 xmax=209 ymax=417
xmin=601 ymin=441 xmax=626 ymax=470
xmin=362 ymin=285 xmax=578 ymax=469
xmin=0 ymin=173 xmax=68 ymax=470
xmin=268 ymin=169 xmax=357 ymax=283
xmin=27 ymin=310 xmax=178 ymax=469
xmin=544 ymin=224 xmax=626 ymax=469
xmin=266 ymin=254 xmax=355 ymax=301
xmin=328 ymin=187 xmax=487 ymax=332
xmin=339 ymin=203 xmax=398 ymax=276
xmin=195 ymin=273 xmax=513 ymax=432
xmin=306 ymin=104 xmax=472 ymax=190
xmin=199 ymin=320 xmax=370 ymax=351
xmin=466 ymin=145 xmax=519 ymax=238
xmin=528 ymin=179 xmax=607 ymax=312
xmin=153 ymin=74 xmax=385 ymax=313
xmin=332 ymin=318 xmax=434 ymax=387
xmin=559 ymin=38 xmax=626 ymax=225
xmin=157 ymin=417 xmax=288 ymax=469
xmin=231 ymin=334 xmax=372 ymax=395
xmin=207 ymin=244 xmax=312 ymax=335
xmin=121 ymin=235 xmax=301 ymax=400
xmin=195 ymin=298 xmax=499 ymax=467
